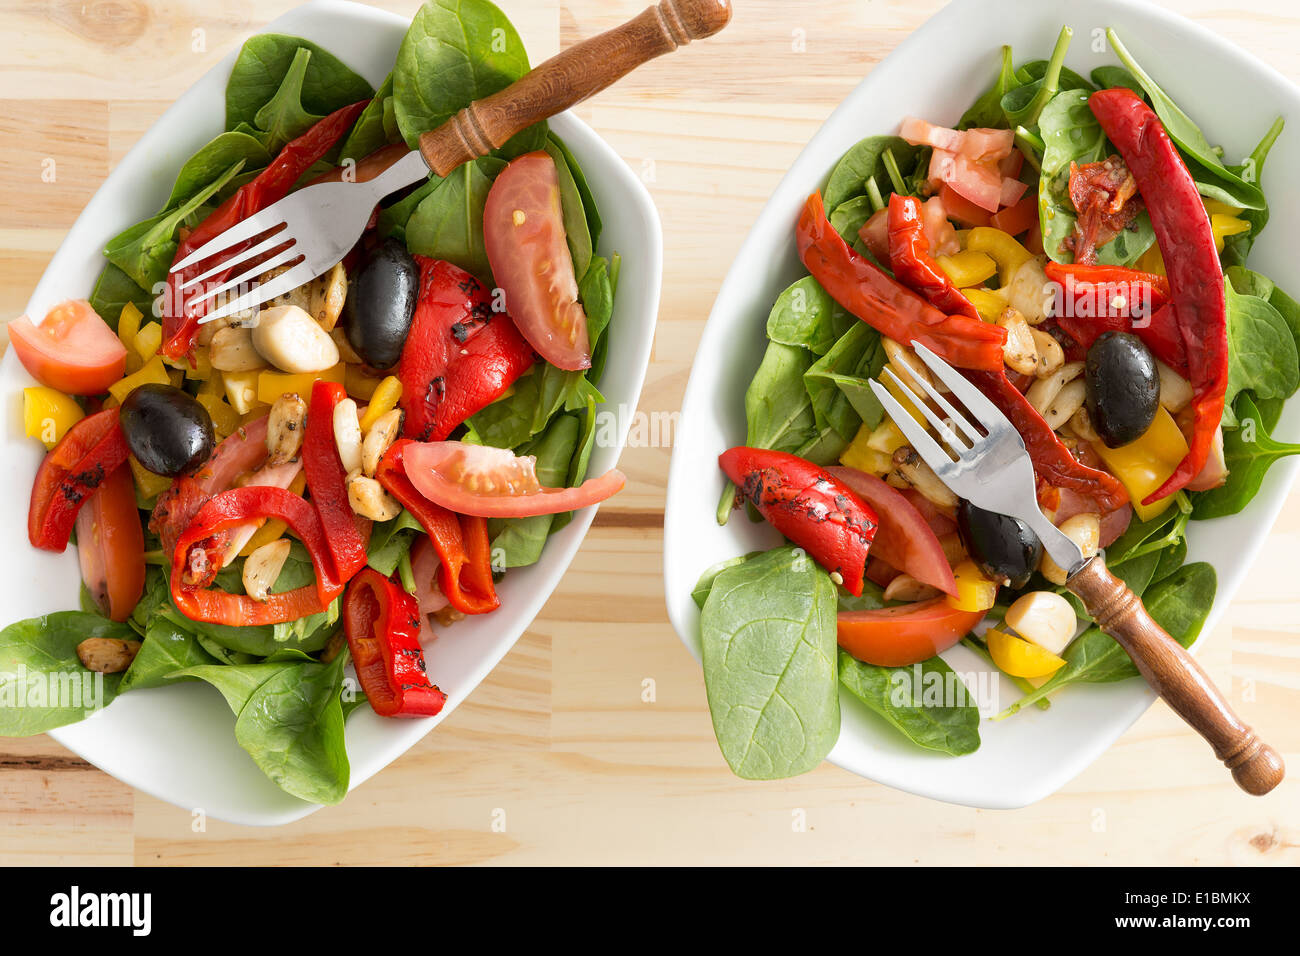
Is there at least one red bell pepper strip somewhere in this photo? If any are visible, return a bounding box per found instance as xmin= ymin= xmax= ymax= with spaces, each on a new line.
xmin=303 ymin=381 xmax=369 ymax=582
xmin=161 ymin=101 xmax=369 ymax=360
xmin=171 ymin=486 xmax=344 ymax=626
xmin=374 ymin=440 xmax=500 ymax=615
xmin=718 ymin=447 xmax=879 ymax=596
xmin=1089 ymin=88 xmax=1228 ymax=503
xmin=798 ymin=192 xmax=1007 ymax=372
xmin=398 ymin=258 xmax=536 ymax=442
xmin=343 ymin=568 xmax=447 ymax=718
xmin=887 ymin=194 xmax=981 ymax=321
xmin=28 ymin=407 xmax=131 ymax=552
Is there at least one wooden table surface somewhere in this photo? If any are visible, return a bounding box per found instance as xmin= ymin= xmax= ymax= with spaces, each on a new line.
xmin=2 ymin=0 xmax=1298 ymax=866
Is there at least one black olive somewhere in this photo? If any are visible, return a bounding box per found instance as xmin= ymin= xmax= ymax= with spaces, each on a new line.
xmin=119 ymin=384 xmax=215 ymax=477
xmin=1085 ymin=331 xmax=1159 ymax=448
xmin=957 ymin=500 xmax=1043 ymax=589
xmin=343 ymin=239 xmax=419 ymax=370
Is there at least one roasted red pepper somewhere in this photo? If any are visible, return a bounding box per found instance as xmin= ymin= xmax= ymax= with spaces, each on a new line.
xmin=798 ymin=192 xmax=1007 ymax=372
xmin=1090 ymin=88 xmax=1228 ymax=503
xmin=398 ymin=258 xmax=536 ymax=442
xmin=718 ymin=447 xmax=878 ymax=596
xmin=304 ymin=381 xmax=369 ymax=582
xmin=375 ymin=440 xmax=500 ymax=615
xmin=343 ymin=568 xmax=447 ymax=718
xmin=171 ymin=486 xmax=343 ymax=626
xmin=1065 ymin=156 xmax=1144 ymax=265
xmin=161 ymin=101 xmax=369 ymax=360
xmin=28 ymin=407 xmax=131 ymax=552
xmin=887 ymin=194 xmax=981 ymax=321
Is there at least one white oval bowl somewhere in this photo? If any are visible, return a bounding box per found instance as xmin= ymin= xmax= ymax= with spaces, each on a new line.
xmin=1 ymin=0 xmax=661 ymax=825
xmin=664 ymin=0 xmax=1300 ymax=808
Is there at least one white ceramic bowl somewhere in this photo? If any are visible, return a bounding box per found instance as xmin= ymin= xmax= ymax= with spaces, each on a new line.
xmin=1 ymin=0 xmax=661 ymax=825
xmin=664 ymin=0 xmax=1300 ymax=808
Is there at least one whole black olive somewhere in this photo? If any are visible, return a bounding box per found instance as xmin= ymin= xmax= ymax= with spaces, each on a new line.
xmin=343 ymin=238 xmax=419 ymax=370
xmin=1085 ymin=331 xmax=1159 ymax=448
xmin=119 ymin=384 xmax=215 ymax=477
xmin=957 ymin=500 xmax=1043 ymax=589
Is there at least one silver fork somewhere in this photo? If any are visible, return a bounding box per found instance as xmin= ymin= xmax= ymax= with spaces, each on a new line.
xmin=871 ymin=342 xmax=1283 ymax=796
xmin=168 ymin=0 xmax=734 ymax=325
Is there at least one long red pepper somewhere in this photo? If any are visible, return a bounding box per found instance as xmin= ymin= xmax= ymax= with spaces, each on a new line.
xmin=28 ymin=408 xmax=131 ymax=552
xmin=1089 ymin=88 xmax=1228 ymax=503
xmin=374 ymin=440 xmax=499 ymax=615
xmin=171 ymin=486 xmax=343 ymax=626
xmin=887 ymin=194 xmax=982 ymax=321
xmin=303 ymin=381 xmax=369 ymax=583
xmin=343 ymin=568 xmax=447 ymax=718
xmin=161 ymin=101 xmax=369 ymax=360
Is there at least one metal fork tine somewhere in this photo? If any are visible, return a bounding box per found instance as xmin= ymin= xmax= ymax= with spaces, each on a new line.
xmin=890 ymin=353 xmax=982 ymax=446
xmin=200 ymin=262 xmax=314 ymax=325
xmin=179 ymin=232 xmax=294 ymax=291
xmin=186 ymin=247 xmax=305 ymax=313
xmin=909 ymin=342 xmax=1008 ymax=434
xmin=867 ymin=380 xmax=955 ymax=478
xmin=881 ymin=367 xmax=969 ymax=456
xmin=170 ymin=214 xmax=288 ymax=274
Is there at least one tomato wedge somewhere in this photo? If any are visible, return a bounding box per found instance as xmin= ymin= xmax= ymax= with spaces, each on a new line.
xmin=74 ymin=464 xmax=145 ymax=623
xmin=9 ymin=300 xmax=127 ymax=395
xmin=838 ymin=598 xmax=987 ymax=667
xmin=402 ymin=441 xmax=625 ymax=518
xmin=482 ymin=151 xmax=590 ymax=371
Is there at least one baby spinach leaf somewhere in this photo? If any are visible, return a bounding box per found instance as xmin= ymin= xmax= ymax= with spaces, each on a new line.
xmin=367 ymin=509 xmax=425 ymax=576
xmin=393 ymin=0 xmax=545 ymax=158
xmin=339 ymin=72 xmax=398 ymax=161
xmin=88 ymin=263 xmax=155 ymax=332
xmin=1222 ymin=282 xmax=1300 ymax=423
xmin=803 ymin=321 xmax=886 ymax=441
xmin=692 ymin=554 xmax=757 ymax=609
xmin=544 ymin=139 xmax=592 ymax=278
xmin=119 ymin=617 xmax=219 ymax=693
xmin=580 ymin=255 xmax=615 ymax=385
xmin=376 ymin=173 xmax=444 ymax=241
xmin=823 ymin=136 xmax=919 ymax=210
xmin=744 ymin=341 xmax=821 ymax=454
xmin=699 ymin=547 xmax=840 ymax=779
xmin=547 ymin=133 xmax=602 ymax=249
xmin=0 ymin=612 xmax=130 ymax=735
xmin=960 ymin=44 xmax=1019 ymax=129
xmin=253 ymin=46 xmax=328 ymax=154
xmin=1000 ymin=26 xmax=1074 ymax=129
xmin=829 ymin=196 xmax=875 ymax=245
xmin=765 ymin=276 xmax=855 ymax=356
xmin=1090 ymin=64 xmax=1143 ymax=96
xmin=1221 ymin=117 xmax=1285 ymax=269
xmin=165 ymin=131 xmax=269 ymax=208
xmin=405 ymin=156 xmax=506 ymax=283
xmin=489 ymin=412 xmax=580 ymax=568
xmin=1193 ymin=393 xmax=1300 ymax=519
xmin=839 ymin=652 xmax=980 ymax=755
xmin=551 ymin=394 xmax=599 ymax=534
xmin=225 ymin=34 xmax=373 ymax=136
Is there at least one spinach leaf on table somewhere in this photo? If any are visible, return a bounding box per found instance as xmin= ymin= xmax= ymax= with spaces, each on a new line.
xmin=699 ymin=547 xmax=840 ymax=779
xmin=839 ymin=652 xmax=980 ymax=756
xmin=405 ymin=156 xmax=507 ymax=283
xmin=225 ymin=34 xmax=373 ymax=138
xmin=960 ymin=45 xmax=1019 ymax=130
xmin=0 ymin=612 xmax=132 ymax=736
xmin=1193 ymin=393 xmax=1300 ymax=519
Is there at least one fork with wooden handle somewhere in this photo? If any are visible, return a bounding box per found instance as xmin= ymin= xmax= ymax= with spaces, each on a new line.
xmin=170 ymin=0 xmax=734 ymax=324
xmin=870 ymin=343 xmax=1285 ymax=796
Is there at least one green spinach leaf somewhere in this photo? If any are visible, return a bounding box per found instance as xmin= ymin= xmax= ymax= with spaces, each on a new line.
xmin=404 ymin=156 xmax=506 ymax=282
xmin=119 ymin=617 xmax=219 ymax=693
xmin=225 ymin=34 xmax=373 ymax=137
xmin=1193 ymin=393 xmax=1300 ymax=518
xmin=765 ymin=276 xmax=855 ymax=356
xmin=489 ymin=412 xmax=580 ymax=568
xmin=839 ymin=652 xmax=980 ymax=755
xmin=960 ymin=45 xmax=1019 ymax=129
xmin=339 ymin=72 xmax=398 ymax=161
xmin=823 ymin=136 xmax=919 ymax=210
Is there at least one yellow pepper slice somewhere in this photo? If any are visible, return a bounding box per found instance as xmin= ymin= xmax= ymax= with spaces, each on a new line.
xmin=986 ymin=627 xmax=1066 ymax=678
xmin=964 ymin=227 xmax=1033 ymax=284
xmin=866 ymin=419 xmax=909 ymax=455
xmin=884 ymin=375 xmax=929 ymax=428
xmin=256 ymin=365 xmax=346 ymax=406
xmin=936 ymin=250 xmax=998 ymax=289
xmin=1136 ymin=242 xmax=1166 ymax=277
xmin=133 ymin=322 xmax=163 ymax=362
xmin=946 ymin=559 xmax=999 ymax=612
xmin=108 ymin=355 xmax=171 ymax=405
xmin=128 ymin=454 xmax=172 ymax=503
xmin=345 ymin=364 xmax=385 ymax=401
xmin=1210 ymin=213 xmax=1250 ymax=253
xmin=1091 ymin=405 xmax=1187 ymax=522
xmin=237 ymin=471 xmax=307 ymax=555
xmin=839 ymin=424 xmax=893 ymax=476
xmin=197 ymin=393 xmax=241 ymax=439
xmin=359 ymin=376 xmax=403 ymax=432
xmin=117 ymin=301 xmax=143 ymax=348
xmin=23 ymin=386 xmax=84 ymax=449
xmin=961 ymin=287 xmax=1008 ymax=323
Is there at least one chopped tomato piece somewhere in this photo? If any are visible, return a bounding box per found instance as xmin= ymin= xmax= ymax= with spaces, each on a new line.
xmin=938 ymin=183 xmax=991 ymax=228
xmin=989 ymin=195 xmax=1039 ymax=236
xmin=898 ymin=118 xmax=1013 ymax=162
xmin=9 ymin=300 xmax=127 ymax=395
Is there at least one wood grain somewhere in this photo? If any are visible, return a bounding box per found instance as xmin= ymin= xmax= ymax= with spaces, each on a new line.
xmin=2 ymin=0 xmax=1299 ymax=866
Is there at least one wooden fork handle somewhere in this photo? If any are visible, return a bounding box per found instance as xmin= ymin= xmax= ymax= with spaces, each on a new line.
xmin=418 ymin=0 xmax=732 ymax=175
xmin=1068 ymin=557 xmax=1284 ymax=795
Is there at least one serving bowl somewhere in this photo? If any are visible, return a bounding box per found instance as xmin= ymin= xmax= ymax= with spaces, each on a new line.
xmin=663 ymin=0 xmax=1300 ymax=808
xmin=0 ymin=0 xmax=661 ymax=825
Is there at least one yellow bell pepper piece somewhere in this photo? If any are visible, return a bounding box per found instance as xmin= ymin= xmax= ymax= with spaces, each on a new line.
xmin=23 ymin=386 xmax=84 ymax=449
xmin=256 ymin=365 xmax=346 ymax=406
xmin=108 ymin=355 xmax=171 ymax=405
xmin=839 ymin=424 xmax=893 ymax=476
xmin=197 ymin=370 xmax=225 ymax=398
xmin=936 ymin=250 xmax=998 ymax=289
xmin=1136 ymin=242 xmax=1166 ymax=277
xmin=961 ymin=287 xmax=1008 ymax=323
xmin=986 ymin=627 xmax=1066 ymax=678
xmin=964 ymin=227 xmax=1033 ymax=285
xmin=128 ymin=454 xmax=172 ymax=503
xmin=133 ymin=322 xmax=163 ymax=362
xmin=165 ymin=345 xmax=213 ymax=382
xmin=885 ymin=375 xmax=929 ymax=428
xmin=1203 ymin=199 xmax=1241 ymax=218
xmin=197 ymin=393 xmax=241 ymax=439
xmin=1091 ymin=405 xmax=1188 ymax=522
xmin=359 ymin=376 xmax=403 ymax=432
xmin=1211 ymin=213 xmax=1250 ymax=253
xmin=237 ymin=472 xmax=306 ymax=556
xmin=866 ymin=418 xmax=909 ymax=455
xmin=345 ymin=364 xmax=385 ymax=401
xmin=223 ymin=369 xmax=261 ymax=414
xmin=946 ymin=559 xmax=999 ymax=612
xmin=117 ymin=302 xmax=145 ymax=375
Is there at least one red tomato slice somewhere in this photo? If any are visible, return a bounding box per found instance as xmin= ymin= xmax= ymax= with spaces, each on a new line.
xmin=403 ymin=441 xmax=625 ymax=518
xmin=75 ymin=464 xmax=145 ymax=622
xmin=482 ymin=151 xmax=591 ymax=371
xmin=838 ymin=598 xmax=986 ymax=667
xmin=9 ymin=300 xmax=127 ymax=395
xmin=827 ymin=466 xmax=956 ymax=596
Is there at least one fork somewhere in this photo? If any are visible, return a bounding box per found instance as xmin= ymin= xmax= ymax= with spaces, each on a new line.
xmin=170 ymin=0 xmax=734 ymax=324
xmin=870 ymin=342 xmax=1284 ymax=796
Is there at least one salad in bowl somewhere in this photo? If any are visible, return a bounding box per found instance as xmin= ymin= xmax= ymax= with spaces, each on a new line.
xmin=2 ymin=0 xmax=625 ymax=805
xmin=690 ymin=24 xmax=1297 ymax=780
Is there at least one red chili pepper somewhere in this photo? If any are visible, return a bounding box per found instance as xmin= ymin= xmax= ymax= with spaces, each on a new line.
xmin=303 ymin=381 xmax=369 ymax=582
xmin=718 ymin=447 xmax=878 ymax=596
xmin=887 ymin=194 xmax=982 ymax=321
xmin=171 ymin=486 xmax=344 ymax=626
xmin=28 ymin=407 xmax=131 ymax=552
xmin=398 ymin=258 xmax=536 ymax=442
xmin=343 ymin=568 xmax=447 ymax=718
xmin=374 ymin=440 xmax=500 ymax=615
xmin=161 ymin=101 xmax=369 ymax=360
xmin=797 ymin=192 xmax=1007 ymax=372
xmin=1089 ymin=88 xmax=1228 ymax=503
